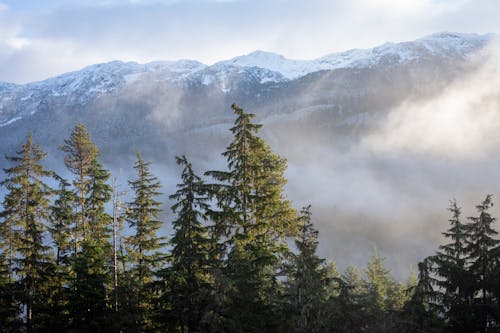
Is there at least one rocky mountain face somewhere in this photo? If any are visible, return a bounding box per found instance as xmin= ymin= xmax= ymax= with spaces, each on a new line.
xmin=0 ymin=32 xmax=496 ymax=275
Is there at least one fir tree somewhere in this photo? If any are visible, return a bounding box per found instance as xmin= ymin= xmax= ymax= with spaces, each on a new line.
xmin=363 ymin=249 xmax=398 ymax=333
xmin=399 ymin=259 xmax=443 ymax=333
xmin=465 ymin=195 xmax=499 ymax=332
xmin=59 ymin=123 xmax=99 ymax=245
xmin=286 ymin=205 xmax=328 ymax=333
xmin=60 ymin=125 xmax=113 ymax=332
xmin=204 ymin=103 xmax=296 ymax=332
xmin=125 ymin=152 xmax=164 ymax=331
xmin=48 ymin=177 xmax=76 ymax=331
xmin=0 ymin=134 xmax=55 ymax=332
xmin=431 ymin=200 xmax=474 ymax=332
xmin=162 ymin=155 xmax=213 ymax=333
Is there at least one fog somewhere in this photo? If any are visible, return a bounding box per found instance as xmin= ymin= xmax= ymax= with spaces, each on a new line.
xmin=251 ymin=39 xmax=500 ymax=278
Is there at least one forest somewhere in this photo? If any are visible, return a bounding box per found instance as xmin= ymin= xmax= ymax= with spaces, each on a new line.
xmin=0 ymin=103 xmax=499 ymax=333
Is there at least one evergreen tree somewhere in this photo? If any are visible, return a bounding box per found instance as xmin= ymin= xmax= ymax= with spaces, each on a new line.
xmin=47 ymin=177 xmax=76 ymax=331
xmin=60 ymin=125 xmax=113 ymax=332
xmin=0 ymin=134 xmax=55 ymax=332
xmin=59 ymin=123 xmax=99 ymax=246
xmin=431 ymin=200 xmax=474 ymax=332
xmin=399 ymin=259 xmax=443 ymax=333
xmin=162 ymin=155 xmax=213 ymax=333
xmin=205 ymin=103 xmax=296 ymax=333
xmin=465 ymin=195 xmax=499 ymax=332
xmin=363 ymin=249 xmax=399 ymax=333
xmin=286 ymin=205 xmax=328 ymax=333
xmin=125 ymin=152 xmax=164 ymax=332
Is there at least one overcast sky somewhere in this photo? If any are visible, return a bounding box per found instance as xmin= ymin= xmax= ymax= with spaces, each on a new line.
xmin=0 ymin=0 xmax=499 ymax=83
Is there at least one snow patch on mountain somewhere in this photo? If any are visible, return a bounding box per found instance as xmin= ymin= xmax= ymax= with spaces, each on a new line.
xmin=0 ymin=32 xmax=494 ymax=125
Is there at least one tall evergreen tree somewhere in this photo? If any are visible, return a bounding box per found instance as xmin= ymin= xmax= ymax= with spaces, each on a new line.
xmin=431 ymin=200 xmax=474 ymax=332
xmin=47 ymin=177 xmax=76 ymax=331
xmin=0 ymin=134 xmax=55 ymax=332
xmin=60 ymin=124 xmax=113 ymax=332
xmin=465 ymin=195 xmax=499 ymax=332
xmin=399 ymin=259 xmax=443 ymax=333
xmin=125 ymin=152 xmax=164 ymax=332
xmin=286 ymin=205 xmax=328 ymax=333
xmin=363 ymin=249 xmax=400 ymax=333
xmin=59 ymin=123 xmax=99 ymax=246
xmin=162 ymin=155 xmax=213 ymax=333
xmin=204 ymin=103 xmax=296 ymax=333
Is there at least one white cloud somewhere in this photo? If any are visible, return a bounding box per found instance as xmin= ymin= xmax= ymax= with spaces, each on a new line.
xmin=0 ymin=0 xmax=499 ymax=83
xmin=362 ymin=38 xmax=500 ymax=159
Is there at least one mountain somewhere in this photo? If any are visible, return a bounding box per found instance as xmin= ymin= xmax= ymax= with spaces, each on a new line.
xmin=0 ymin=32 xmax=497 ymax=275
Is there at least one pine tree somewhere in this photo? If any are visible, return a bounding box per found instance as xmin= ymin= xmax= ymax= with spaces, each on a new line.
xmin=60 ymin=125 xmax=113 ymax=332
xmin=47 ymin=177 xmax=76 ymax=331
xmin=286 ymin=205 xmax=328 ymax=333
xmin=204 ymin=103 xmax=296 ymax=332
xmin=399 ymin=259 xmax=443 ymax=333
xmin=59 ymin=123 xmax=99 ymax=246
xmin=465 ymin=195 xmax=499 ymax=332
xmin=0 ymin=134 xmax=55 ymax=332
xmin=161 ymin=155 xmax=214 ymax=332
xmin=363 ymin=249 xmax=397 ymax=333
xmin=125 ymin=152 xmax=164 ymax=332
xmin=431 ymin=200 xmax=474 ymax=332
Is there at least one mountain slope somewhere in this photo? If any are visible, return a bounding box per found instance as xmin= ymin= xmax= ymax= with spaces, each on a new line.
xmin=0 ymin=32 xmax=498 ymax=276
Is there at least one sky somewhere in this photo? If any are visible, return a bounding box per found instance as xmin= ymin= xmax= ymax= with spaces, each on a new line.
xmin=0 ymin=0 xmax=499 ymax=83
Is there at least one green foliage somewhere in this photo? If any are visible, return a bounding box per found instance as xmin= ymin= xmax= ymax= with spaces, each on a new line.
xmin=286 ymin=205 xmax=329 ymax=333
xmin=124 ymin=152 xmax=165 ymax=331
xmin=1 ymin=111 xmax=500 ymax=333
xmin=0 ymin=134 xmax=56 ymax=332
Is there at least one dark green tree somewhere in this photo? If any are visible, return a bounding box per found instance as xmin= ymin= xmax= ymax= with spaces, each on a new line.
xmin=464 ymin=195 xmax=499 ymax=332
xmin=47 ymin=177 xmax=77 ymax=331
xmin=59 ymin=123 xmax=99 ymax=246
xmin=286 ymin=205 xmax=328 ymax=333
xmin=60 ymin=125 xmax=112 ymax=332
xmin=162 ymin=155 xmax=213 ymax=333
xmin=0 ymin=134 xmax=55 ymax=332
xmin=125 ymin=152 xmax=164 ymax=332
xmin=399 ymin=259 xmax=443 ymax=333
xmin=431 ymin=200 xmax=474 ymax=332
xmin=204 ymin=103 xmax=297 ymax=333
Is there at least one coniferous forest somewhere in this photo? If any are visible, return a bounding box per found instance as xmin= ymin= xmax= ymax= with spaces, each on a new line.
xmin=1 ymin=103 xmax=500 ymax=333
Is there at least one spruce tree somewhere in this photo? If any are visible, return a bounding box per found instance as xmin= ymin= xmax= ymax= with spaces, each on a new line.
xmin=48 ymin=177 xmax=76 ymax=331
xmin=363 ymin=249 xmax=398 ymax=333
xmin=125 ymin=152 xmax=164 ymax=331
xmin=59 ymin=123 xmax=98 ymax=246
xmin=205 ymin=103 xmax=296 ymax=333
xmin=465 ymin=195 xmax=499 ymax=332
xmin=162 ymin=155 xmax=213 ymax=333
xmin=0 ymin=134 xmax=55 ymax=332
xmin=286 ymin=205 xmax=328 ymax=333
xmin=60 ymin=124 xmax=113 ymax=332
xmin=431 ymin=200 xmax=474 ymax=332
xmin=400 ymin=259 xmax=443 ymax=333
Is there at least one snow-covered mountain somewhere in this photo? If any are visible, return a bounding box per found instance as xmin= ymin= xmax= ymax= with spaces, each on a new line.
xmin=1 ymin=32 xmax=499 ymax=276
xmin=0 ymin=32 xmax=492 ymax=127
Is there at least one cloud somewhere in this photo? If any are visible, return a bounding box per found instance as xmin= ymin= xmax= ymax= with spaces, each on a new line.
xmin=1 ymin=0 xmax=499 ymax=83
xmin=362 ymin=38 xmax=500 ymax=159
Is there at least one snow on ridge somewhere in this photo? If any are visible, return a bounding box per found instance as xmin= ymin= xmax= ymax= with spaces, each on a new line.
xmin=0 ymin=116 xmax=22 ymax=127
xmin=212 ymin=32 xmax=493 ymax=80
xmin=0 ymin=32 xmax=493 ymax=96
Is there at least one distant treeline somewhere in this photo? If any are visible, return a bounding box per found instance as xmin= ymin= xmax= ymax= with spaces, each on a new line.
xmin=0 ymin=103 xmax=499 ymax=333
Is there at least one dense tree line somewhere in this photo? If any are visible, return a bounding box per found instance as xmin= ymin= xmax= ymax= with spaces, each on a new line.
xmin=1 ymin=103 xmax=500 ymax=332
